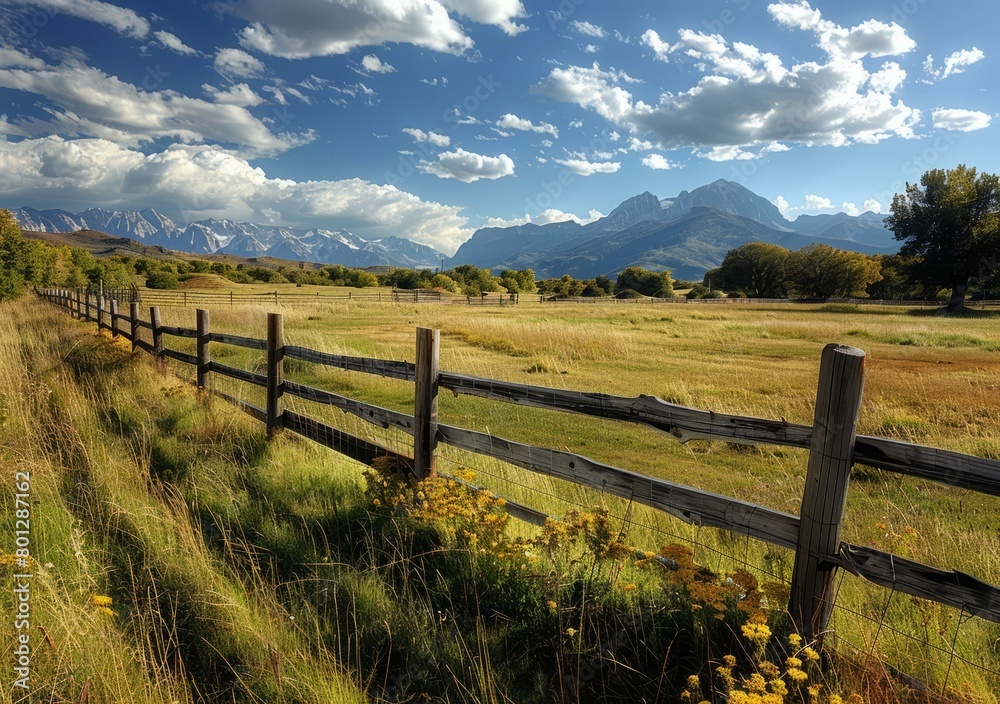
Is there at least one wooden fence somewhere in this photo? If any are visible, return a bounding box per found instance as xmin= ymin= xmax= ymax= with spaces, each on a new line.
xmin=35 ymin=287 xmax=1000 ymax=644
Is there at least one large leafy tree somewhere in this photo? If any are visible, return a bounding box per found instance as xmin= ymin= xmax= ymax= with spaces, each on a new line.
xmin=885 ymin=165 xmax=1000 ymax=311
xmin=614 ymin=266 xmax=673 ymax=298
xmin=0 ymin=208 xmax=31 ymax=299
xmin=786 ymin=244 xmax=882 ymax=298
xmin=709 ymin=242 xmax=790 ymax=298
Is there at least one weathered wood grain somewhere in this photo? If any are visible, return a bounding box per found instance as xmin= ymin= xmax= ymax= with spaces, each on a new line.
xmin=439 ymin=372 xmax=1000 ymax=497
xmin=439 ymin=372 xmax=813 ymax=447
xmin=283 ymin=410 xmax=410 ymax=469
xmin=266 ymin=313 xmax=284 ymax=435
xmin=837 ymin=544 xmax=1000 ymax=623
xmin=161 ymin=348 xmax=199 ymax=366
xmin=158 ymin=324 xmax=197 ymax=338
xmin=210 ymin=390 xmax=267 ymax=423
xmin=196 ymin=309 xmax=210 ymax=389
xmin=209 ymin=361 xmax=267 ymax=388
xmin=285 ymin=345 xmax=416 ymax=381
xmin=283 ymin=380 xmax=415 ymax=435
xmin=854 ymin=436 xmax=1000 ymax=497
xmin=790 ymin=344 xmax=866 ymax=642
xmin=435 ymin=423 xmax=802 ymax=550
xmin=209 ymin=332 xmax=268 ymax=351
xmin=413 ymin=328 xmax=439 ymax=479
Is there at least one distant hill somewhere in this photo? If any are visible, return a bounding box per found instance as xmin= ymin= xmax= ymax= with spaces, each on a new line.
xmin=449 ymin=179 xmax=897 ymax=279
xmin=11 ymin=206 xmax=445 ymax=269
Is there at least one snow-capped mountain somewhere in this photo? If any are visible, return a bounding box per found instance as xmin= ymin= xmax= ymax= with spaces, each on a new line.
xmin=448 ymin=179 xmax=897 ymax=280
xmin=10 ymin=206 xmax=445 ymax=268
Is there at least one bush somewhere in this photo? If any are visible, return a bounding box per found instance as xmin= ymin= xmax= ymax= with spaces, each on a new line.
xmin=145 ymin=269 xmax=179 ymax=289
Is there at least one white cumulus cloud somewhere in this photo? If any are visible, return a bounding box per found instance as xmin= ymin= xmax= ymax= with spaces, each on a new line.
xmin=418 ymin=148 xmax=515 ymax=182
xmin=5 ymin=0 xmax=149 ymax=37
xmin=768 ymin=1 xmax=915 ymax=61
xmin=553 ymin=156 xmax=620 ymax=176
xmin=154 ymin=30 xmax=199 ymax=56
xmin=402 ymin=128 xmax=451 ymax=147
xmin=0 ymin=137 xmax=474 ymax=254
xmin=440 ymin=0 xmax=527 ymax=36
xmin=537 ymin=6 xmax=924 ymax=158
xmin=0 ymin=51 xmax=306 ymax=154
xmin=923 ymin=47 xmax=985 ymax=82
xmin=570 ymin=21 xmax=606 ymax=39
xmin=931 ymin=108 xmax=992 ymax=132
xmin=485 ymin=208 xmax=603 ymax=228
xmin=641 ymin=154 xmax=680 ymax=170
xmin=215 ymin=48 xmax=265 ymax=80
xmin=496 ymin=113 xmax=559 ymax=138
xmin=202 ymin=83 xmax=264 ymax=107
xmin=361 ymin=54 xmax=395 ymax=73
xmin=223 ymin=0 xmax=524 ymax=58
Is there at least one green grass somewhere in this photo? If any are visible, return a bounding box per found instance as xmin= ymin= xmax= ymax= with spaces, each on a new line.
xmin=12 ymin=294 xmax=1000 ymax=702
xmin=154 ymin=298 xmax=1000 ymax=701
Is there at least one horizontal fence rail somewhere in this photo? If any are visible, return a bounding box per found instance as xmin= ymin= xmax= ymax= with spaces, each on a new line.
xmin=34 ymin=288 xmax=1000 ymax=637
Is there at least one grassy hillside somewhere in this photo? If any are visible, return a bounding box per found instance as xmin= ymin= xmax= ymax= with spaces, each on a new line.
xmin=0 ymin=299 xmax=367 ymax=703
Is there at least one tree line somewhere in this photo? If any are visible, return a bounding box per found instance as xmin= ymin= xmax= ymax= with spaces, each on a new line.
xmin=3 ymin=166 xmax=998 ymax=309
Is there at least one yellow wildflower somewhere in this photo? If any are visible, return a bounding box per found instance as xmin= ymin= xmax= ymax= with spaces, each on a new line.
xmin=759 ymin=661 xmax=781 ymax=679
xmin=786 ymin=656 xmax=803 ymax=669
xmin=787 ymin=667 xmax=809 ymax=683
xmin=742 ymin=622 xmax=772 ymax=644
xmin=91 ymin=594 xmax=113 ymax=607
xmin=803 ymin=646 xmax=820 ymax=662
xmin=744 ymin=673 xmax=766 ymax=693
xmin=769 ymin=678 xmax=788 ymax=697
xmin=788 ymin=632 xmax=803 ymax=648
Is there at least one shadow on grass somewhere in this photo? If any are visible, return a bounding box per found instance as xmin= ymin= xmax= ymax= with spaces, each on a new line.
xmin=906 ymin=306 xmax=1000 ymax=318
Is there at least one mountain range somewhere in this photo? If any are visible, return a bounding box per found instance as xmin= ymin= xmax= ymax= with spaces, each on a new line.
xmin=10 ymin=180 xmax=899 ymax=279
xmin=11 ymin=206 xmax=445 ymax=269
xmin=449 ymin=180 xmax=898 ymax=280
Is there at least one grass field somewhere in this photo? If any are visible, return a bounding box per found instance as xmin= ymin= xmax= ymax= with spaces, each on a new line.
xmin=150 ymin=295 xmax=1000 ymax=700
xmin=7 ymin=292 xmax=1000 ymax=702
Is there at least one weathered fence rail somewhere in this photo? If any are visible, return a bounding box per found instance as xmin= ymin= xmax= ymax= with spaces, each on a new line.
xmin=35 ymin=288 xmax=1000 ymax=641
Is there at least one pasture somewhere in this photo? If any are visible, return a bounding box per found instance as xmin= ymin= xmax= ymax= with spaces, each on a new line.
xmin=147 ymin=296 xmax=1000 ymax=699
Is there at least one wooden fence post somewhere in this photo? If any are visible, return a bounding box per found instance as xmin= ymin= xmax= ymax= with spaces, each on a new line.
xmin=266 ymin=313 xmax=284 ymax=435
xmin=97 ymin=296 xmax=105 ymax=331
xmin=197 ymin=309 xmax=210 ymax=390
xmin=789 ymin=343 xmax=866 ymax=643
xmin=413 ymin=327 xmax=440 ymax=480
xmin=130 ymin=302 xmax=140 ymax=351
xmin=150 ymin=306 xmax=163 ymax=359
xmin=109 ymin=300 xmax=119 ymax=338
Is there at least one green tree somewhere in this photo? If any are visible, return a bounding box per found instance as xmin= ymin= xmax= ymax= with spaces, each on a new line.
xmin=886 ymin=165 xmax=1000 ymax=311
xmin=430 ymin=273 xmax=458 ymax=292
xmin=614 ymin=266 xmax=673 ymax=298
xmin=786 ymin=244 xmax=882 ymax=298
xmin=499 ymin=268 xmax=536 ymax=294
xmin=0 ymin=209 xmax=29 ymax=299
xmin=711 ymin=242 xmax=790 ymax=298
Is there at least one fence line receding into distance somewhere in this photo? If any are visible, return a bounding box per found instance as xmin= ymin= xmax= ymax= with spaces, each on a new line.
xmin=35 ymin=288 xmax=1000 ymax=644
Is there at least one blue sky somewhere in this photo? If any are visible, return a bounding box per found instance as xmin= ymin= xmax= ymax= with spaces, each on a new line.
xmin=0 ymin=0 xmax=995 ymax=254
